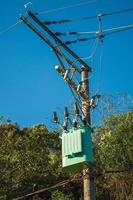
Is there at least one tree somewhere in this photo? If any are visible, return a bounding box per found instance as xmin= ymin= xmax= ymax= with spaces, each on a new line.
xmin=0 ymin=112 xmax=132 ymax=199
xmin=0 ymin=122 xmax=64 ymax=199
xmin=0 ymin=121 xmax=81 ymax=200
xmin=94 ymin=112 xmax=133 ymax=200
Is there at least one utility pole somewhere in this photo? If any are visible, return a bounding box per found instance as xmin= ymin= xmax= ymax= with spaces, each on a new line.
xmin=81 ymin=66 xmax=94 ymax=200
xmin=20 ymin=12 xmax=95 ymax=200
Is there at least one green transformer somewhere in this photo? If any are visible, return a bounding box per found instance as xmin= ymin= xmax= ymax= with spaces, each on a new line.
xmin=62 ymin=125 xmax=93 ymax=172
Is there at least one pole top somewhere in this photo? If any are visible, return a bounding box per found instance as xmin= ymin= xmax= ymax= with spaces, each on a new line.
xmin=81 ymin=65 xmax=90 ymax=72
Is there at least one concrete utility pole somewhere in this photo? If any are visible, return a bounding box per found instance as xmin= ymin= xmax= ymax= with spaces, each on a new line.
xmin=81 ymin=66 xmax=94 ymax=200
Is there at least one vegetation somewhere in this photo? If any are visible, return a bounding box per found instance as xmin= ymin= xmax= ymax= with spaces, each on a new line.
xmin=94 ymin=112 xmax=133 ymax=199
xmin=0 ymin=112 xmax=132 ymax=199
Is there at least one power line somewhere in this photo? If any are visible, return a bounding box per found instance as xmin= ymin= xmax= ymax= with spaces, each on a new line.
xmin=103 ymin=24 xmax=133 ymax=36
xmin=13 ymin=177 xmax=81 ymax=200
xmin=43 ymin=15 xmax=97 ymax=25
xmin=63 ymin=24 xmax=133 ymax=45
xmin=37 ymin=0 xmax=99 ymax=15
xmin=42 ymin=7 xmax=133 ymax=25
xmin=0 ymin=8 xmax=132 ymax=38
xmin=95 ymin=168 xmax=133 ymax=176
xmin=70 ymin=39 xmax=99 ymax=72
xmin=103 ymin=7 xmax=133 ymax=17
xmin=77 ymin=24 xmax=133 ymax=35
xmin=96 ymin=40 xmax=104 ymax=94
xmin=27 ymin=11 xmax=91 ymax=71
xmin=53 ymin=24 xmax=133 ymax=37
xmin=13 ymin=168 xmax=133 ymax=199
xmin=0 ymin=20 xmax=21 ymax=36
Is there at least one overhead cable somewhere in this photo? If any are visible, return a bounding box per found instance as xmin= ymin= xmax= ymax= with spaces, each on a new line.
xmin=43 ymin=7 xmax=133 ymax=25
xmin=103 ymin=24 xmax=133 ymax=34
xmin=0 ymin=20 xmax=21 ymax=36
xmin=54 ymin=30 xmax=95 ymax=37
xmin=27 ymin=11 xmax=91 ymax=71
xmin=37 ymin=0 xmax=99 ymax=15
xmin=78 ymin=24 xmax=133 ymax=35
xmin=13 ymin=177 xmax=80 ymax=200
xmin=70 ymin=39 xmax=99 ymax=68
xmin=96 ymin=40 xmax=104 ymax=94
xmin=103 ymin=7 xmax=133 ymax=17
xmin=43 ymin=15 xmax=96 ymax=25
xmin=54 ymin=24 xmax=133 ymax=38
xmin=14 ymin=168 xmax=133 ymax=199
xmin=64 ymin=24 xmax=133 ymax=45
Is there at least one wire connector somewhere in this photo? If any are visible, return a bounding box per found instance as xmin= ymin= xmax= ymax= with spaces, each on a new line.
xmin=97 ymin=13 xmax=103 ymax=21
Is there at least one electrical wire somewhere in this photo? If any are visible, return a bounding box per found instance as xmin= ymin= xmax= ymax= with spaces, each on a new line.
xmin=63 ymin=24 xmax=133 ymax=45
xmin=13 ymin=168 xmax=133 ymax=199
xmin=76 ymin=24 xmax=133 ymax=35
xmin=92 ymin=13 xmax=103 ymax=95
xmin=70 ymin=38 xmax=99 ymax=68
xmin=53 ymin=47 xmax=83 ymax=116
xmin=103 ymin=24 xmax=133 ymax=36
xmin=43 ymin=16 xmax=97 ymax=25
xmin=54 ymin=30 xmax=95 ymax=37
xmin=103 ymin=7 xmax=133 ymax=17
xmin=42 ymin=7 xmax=133 ymax=25
xmin=0 ymin=20 xmax=21 ymax=36
xmin=0 ymin=7 xmax=132 ymax=39
xmin=53 ymin=49 xmax=66 ymax=71
xmin=37 ymin=0 xmax=99 ymax=15
xmin=95 ymin=168 xmax=133 ymax=176
xmin=66 ymin=39 xmax=99 ymax=107
xmin=95 ymin=40 xmax=104 ymax=95
xmin=54 ymin=43 xmax=81 ymax=86
xmin=54 ymin=24 xmax=133 ymax=38
xmin=76 ymin=30 xmax=96 ymax=35
xmin=13 ymin=177 xmax=81 ymax=200
xmin=69 ymin=86 xmax=83 ymax=113
xmin=67 ymin=39 xmax=100 ymax=120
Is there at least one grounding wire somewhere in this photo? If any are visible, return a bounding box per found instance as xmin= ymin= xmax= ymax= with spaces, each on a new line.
xmin=37 ymin=0 xmax=99 ymax=15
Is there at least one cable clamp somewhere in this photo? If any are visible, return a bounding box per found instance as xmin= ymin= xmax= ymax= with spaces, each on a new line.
xmin=97 ymin=13 xmax=103 ymax=21
xmin=95 ymin=30 xmax=104 ymax=40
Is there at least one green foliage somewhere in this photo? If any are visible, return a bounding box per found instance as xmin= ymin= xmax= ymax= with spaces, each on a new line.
xmin=51 ymin=190 xmax=74 ymax=200
xmin=0 ymin=112 xmax=132 ymax=199
xmin=94 ymin=112 xmax=133 ymax=200
xmin=33 ymin=196 xmax=43 ymax=200
xmin=0 ymin=123 xmax=63 ymax=199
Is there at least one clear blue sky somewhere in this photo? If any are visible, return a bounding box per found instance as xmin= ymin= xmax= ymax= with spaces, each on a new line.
xmin=0 ymin=0 xmax=133 ymax=128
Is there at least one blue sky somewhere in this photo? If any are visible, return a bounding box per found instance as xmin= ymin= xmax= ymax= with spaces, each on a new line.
xmin=0 ymin=0 xmax=133 ymax=128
